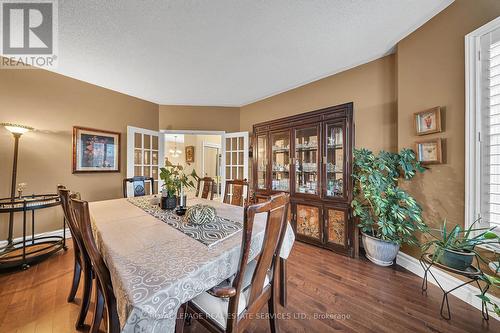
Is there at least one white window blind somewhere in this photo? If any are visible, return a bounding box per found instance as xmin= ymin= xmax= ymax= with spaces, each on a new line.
xmin=479 ymin=27 xmax=500 ymax=230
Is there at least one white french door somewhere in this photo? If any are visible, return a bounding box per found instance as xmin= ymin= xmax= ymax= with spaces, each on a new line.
xmin=223 ymin=132 xmax=249 ymax=199
xmin=126 ymin=126 xmax=165 ymax=197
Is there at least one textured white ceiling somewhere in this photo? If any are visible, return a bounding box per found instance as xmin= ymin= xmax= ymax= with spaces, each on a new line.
xmin=52 ymin=0 xmax=454 ymax=106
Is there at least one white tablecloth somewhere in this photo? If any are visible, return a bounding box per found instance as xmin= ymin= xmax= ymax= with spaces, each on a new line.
xmin=89 ymin=197 xmax=295 ymax=332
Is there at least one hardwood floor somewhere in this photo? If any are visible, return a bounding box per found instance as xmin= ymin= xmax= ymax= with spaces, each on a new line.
xmin=0 ymin=241 xmax=498 ymax=333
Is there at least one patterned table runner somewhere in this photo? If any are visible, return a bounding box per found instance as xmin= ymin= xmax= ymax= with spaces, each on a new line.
xmin=127 ymin=196 xmax=242 ymax=248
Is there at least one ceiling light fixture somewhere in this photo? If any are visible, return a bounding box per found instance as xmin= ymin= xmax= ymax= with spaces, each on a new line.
xmin=169 ymin=135 xmax=182 ymax=158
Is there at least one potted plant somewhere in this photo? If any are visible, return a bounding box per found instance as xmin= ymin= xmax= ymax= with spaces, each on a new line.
xmin=352 ymin=148 xmax=427 ymax=266
xmin=159 ymin=161 xmax=198 ymax=209
xmin=421 ymin=219 xmax=499 ymax=270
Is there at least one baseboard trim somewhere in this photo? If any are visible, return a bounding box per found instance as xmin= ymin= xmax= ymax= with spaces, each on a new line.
xmin=396 ymin=251 xmax=499 ymax=321
xmin=0 ymin=227 xmax=71 ymax=249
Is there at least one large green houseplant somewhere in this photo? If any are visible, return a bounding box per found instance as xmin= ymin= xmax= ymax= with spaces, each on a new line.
xmin=352 ymin=148 xmax=427 ymax=266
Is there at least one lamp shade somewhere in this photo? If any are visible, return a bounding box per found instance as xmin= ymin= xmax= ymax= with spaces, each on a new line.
xmin=1 ymin=123 xmax=34 ymax=135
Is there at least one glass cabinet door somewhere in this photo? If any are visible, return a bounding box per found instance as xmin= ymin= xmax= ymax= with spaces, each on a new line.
xmin=294 ymin=126 xmax=319 ymax=195
xmin=295 ymin=203 xmax=322 ymax=241
xmin=256 ymin=134 xmax=268 ymax=190
xmin=271 ymin=131 xmax=290 ymax=191
xmin=325 ymin=123 xmax=345 ymax=198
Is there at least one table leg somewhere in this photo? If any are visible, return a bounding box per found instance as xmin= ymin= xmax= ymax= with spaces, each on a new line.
xmin=31 ymin=210 xmax=35 ymax=245
xmin=279 ymin=257 xmax=287 ymax=307
xmin=175 ymin=303 xmax=187 ymax=333
xmin=22 ymin=207 xmax=29 ymax=270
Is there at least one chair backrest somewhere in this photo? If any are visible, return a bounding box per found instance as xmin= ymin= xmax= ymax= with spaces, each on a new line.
xmin=227 ymin=193 xmax=290 ymax=330
xmin=69 ymin=194 xmax=120 ymax=332
xmin=196 ymin=177 xmax=215 ymax=200
xmin=122 ymin=176 xmax=155 ymax=198
xmin=57 ymin=185 xmax=87 ymax=260
xmin=223 ymin=179 xmax=249 ymax=206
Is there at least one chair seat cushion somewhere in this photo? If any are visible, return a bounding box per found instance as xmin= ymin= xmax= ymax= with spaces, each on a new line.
xmin=192 ymin=259 xmax=271 ymax=329
xmin=191 ymin=288 xmax=247 ymax=329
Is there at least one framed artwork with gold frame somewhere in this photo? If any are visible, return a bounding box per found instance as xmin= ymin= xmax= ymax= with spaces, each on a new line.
xmin=414 ymin=107 xmax=441 ymax=136
xmin=72 ymin=126 xmax=121 ymax=173
xmin=185 ymin=145 xmax=195 ymax=163
xmin=415 ymin=138 xmax=442 ymax=164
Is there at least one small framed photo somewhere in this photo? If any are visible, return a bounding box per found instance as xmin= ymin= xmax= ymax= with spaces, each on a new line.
xmin=415 ymin=138 xmax=442 ymax=164
xmin=73 ymin=126 xmax=121 ymax=173
xmin=185 ymin=145 xmax=195 ymax=163
xmin=414 ymin=107 xmax=441 ymax=135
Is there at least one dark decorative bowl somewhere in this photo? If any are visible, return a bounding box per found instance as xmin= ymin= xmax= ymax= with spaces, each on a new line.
xmin=175 ymin=207 xmax=187 ymax=216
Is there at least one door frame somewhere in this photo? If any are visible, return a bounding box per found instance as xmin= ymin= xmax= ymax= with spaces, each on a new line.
xmin=126 ymin=126 xmax=165 ymax=196
xmin=202 ymin=141 xmax=222 ymax=198
xmin=160 ymin=130 xmax=227 ymax=196
xmin=202 ymin=141 xmax=222 ymax=177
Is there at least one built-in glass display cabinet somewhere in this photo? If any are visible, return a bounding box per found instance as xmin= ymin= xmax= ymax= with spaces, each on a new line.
xmin=252 ymin=103 xmax=354 ymax=256
xmin=271 ymin=131 xmax=290 ymax=192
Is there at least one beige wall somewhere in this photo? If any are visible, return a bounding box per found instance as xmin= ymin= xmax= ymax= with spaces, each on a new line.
xmin=0 ymin=68 xmax=158 ymax=238
xmin=397 ymin=0 xmax=500 ymax=256
xmin=159 ymin=105 xmax=240 ymax=132
xmin=240 ymin=55 xmax=398 ymax=153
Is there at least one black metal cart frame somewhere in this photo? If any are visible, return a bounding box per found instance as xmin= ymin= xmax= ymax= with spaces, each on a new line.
xmin=0 ymin=194 xmax=66 ymax=270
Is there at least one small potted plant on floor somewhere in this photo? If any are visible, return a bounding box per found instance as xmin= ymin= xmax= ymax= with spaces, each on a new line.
xmin=159 ymin=161 xmax=197 ymax=209
xmin=352 ymin=148 xmax=427 ymax=266
xmin=421 ymin=219 xmax=499 ymax=270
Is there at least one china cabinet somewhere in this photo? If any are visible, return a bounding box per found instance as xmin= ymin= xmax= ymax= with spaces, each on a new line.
xmin=252 ymin=102 xmax=355 ymax=256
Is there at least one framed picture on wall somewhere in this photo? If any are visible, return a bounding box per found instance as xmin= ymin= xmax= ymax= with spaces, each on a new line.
xmin=73 ymin=126 xmax=121 ymax=173
xmin=415 ymin=138 xmax=442 ymax=164
xmin=185 ymin=145 xmax=195 ymax=163
xmin=414 ymin=107 xmax=441 ymax=135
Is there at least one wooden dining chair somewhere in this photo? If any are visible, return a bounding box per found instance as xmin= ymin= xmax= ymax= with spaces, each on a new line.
xmin=57 ymin=185 xmax=93 ymax=329
xmin=70 ymin=195 xmax=120 ymax=333
xmin=187 ymin=193 xmax=290 ymax=333
xmin=122 ymin=176 xmax=155 ymax=198
xmin=223 ymin=179 xmax=249 ymax=207
xmin=196 ymin=177 xmax=215 ymax=200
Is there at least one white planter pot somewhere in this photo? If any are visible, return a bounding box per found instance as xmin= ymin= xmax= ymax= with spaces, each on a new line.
xmin=361 ymin=232 xmax=400 ymax=266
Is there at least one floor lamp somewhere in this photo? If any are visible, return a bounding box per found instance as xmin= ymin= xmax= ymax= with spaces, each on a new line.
xmin=1 ymin=123 xmax=33 ymax=250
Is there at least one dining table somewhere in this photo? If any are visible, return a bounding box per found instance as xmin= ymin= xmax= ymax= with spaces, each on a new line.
xmin=88 ymin=196 xmax=295 ymax=333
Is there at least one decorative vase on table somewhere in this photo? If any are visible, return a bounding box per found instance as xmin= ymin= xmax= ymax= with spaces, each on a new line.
xmin=161 ymin=189 xmax=177 ymax=210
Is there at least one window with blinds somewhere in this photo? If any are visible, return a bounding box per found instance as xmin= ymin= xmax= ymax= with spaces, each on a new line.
xmin=467 ymin=19 xmax=500 ymax=237
xmin=480 ymin=31 xmax=500 ymax=230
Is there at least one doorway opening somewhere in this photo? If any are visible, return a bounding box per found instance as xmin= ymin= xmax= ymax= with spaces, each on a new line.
xmin=163 ymin=132 xmax=223 ymax=199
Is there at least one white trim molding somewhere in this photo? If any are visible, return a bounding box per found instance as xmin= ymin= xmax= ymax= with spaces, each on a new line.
xmin=0 ymin=227 xmax=71 ymax=249
xmin=396 ymin=251 xmax=500 ymax=321
xmin=465 ymin=16 xmax=500 ymax=236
